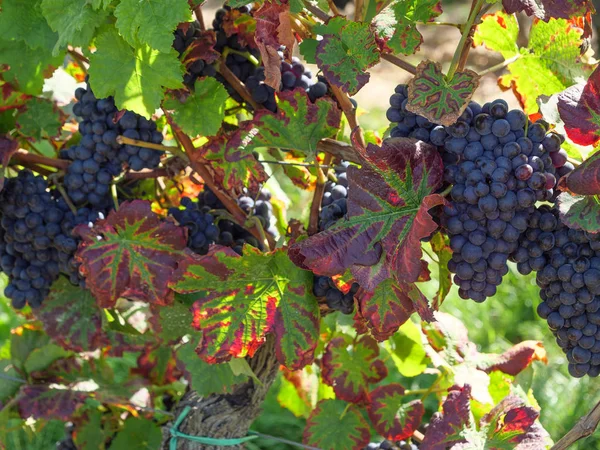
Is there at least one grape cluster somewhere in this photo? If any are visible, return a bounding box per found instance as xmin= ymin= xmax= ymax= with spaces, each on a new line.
xmin=245 ymin=52 xmax=328 ymax=112
xmin=168 ymin=197 xmax=221 ymax=255
xmin=364 ymin=440 xmax=418 ymax=450
xmin=513 ymin=206 xmax=600 ymax=377
xmin=62 ymin=82 xmax=163 ymax=206
xmin=312 ymin=161 xmax=359 ymax=314
xmin=0 ymin=171 xmax=106 ymax=309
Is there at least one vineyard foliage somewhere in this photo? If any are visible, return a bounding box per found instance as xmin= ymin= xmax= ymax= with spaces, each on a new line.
xmin=1 ymin=0 xmax=600 ymax=449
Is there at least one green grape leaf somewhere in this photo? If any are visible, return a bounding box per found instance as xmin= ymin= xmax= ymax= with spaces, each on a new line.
xmin=150 ymin=298 xmax=195 ymax=341
xmin=164 ymin=78 xmax=228 ymax=138
xmin=193 ymin=130 xmax=268 ymax=191
xmin=0 ymin=137 xmax=19 ymax=193
xmin=88 ymin=28 xmax=184 ymax=119
xmin=176 ymin=342 xmax=247 ymax=395
xmin=74 ymin=410 xmax=110 ymax=450
xmin=375 ymin=0 xmax=442 ymax=56
xmin=0 ymin=360 xmax=22 ymax=404
xmin=18 ymin=385 xmax=87 ymax=420
xmin=41 ymin=0 xmax=110 ymax=54
xmin=115 ymin=0 xmax=191 ymax=52
xmin=0 ymin=0 xmax=57 ymax=52
xmin=23 ymin=344 xmax=69 ymax=375
xmin=218 ymin=89 xmax=341 ymax=160
xmin=170 ymin=246 xmax=320 ymax=369
xmin=321 ymin=335 xmax=387 ymax=404
xmin=10 ymin=326 xmax=49 ymax=372
xmin=430 ymin=232 xmax=452 ymax=308
xmin=74 ymin=200 xmax=188 ymax=308
xmin=367 ymin=384 xmax=424 ymax=441
xmin=474 ymin=11 xmax=588 ymax=114
xmin=0 ymin=80 xmax=32 ymax=113
xmin=385 ymin=320 xmax=428 ymax=377
xmin=0 ymin=38 xmax=63 ymax=95
xmin=289 ymin=138 xmax=444 ymax=291
xmin=277 ymin=369 xmax=312 ymax=418
xmin=16 ymin=99 xmax=63 ymax=140
xmin=110 ymin=417 xmax=162 ymax=450
xmin=314 ymin=17 xmax=380 ymax=95
xmin=556 ymin=191 xmax=600 ymax=232
xmin=303 ymin=399 xmax=370 ymax=450
xmin=407 ymin=60 xmax=480 ymax=126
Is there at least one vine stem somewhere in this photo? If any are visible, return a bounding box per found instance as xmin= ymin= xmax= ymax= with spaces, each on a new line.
xmin=302 ymin=0 xmax=330 ymax=22
xmin=12 ymin=149 xmax=70 ymax=170
xmin=446 ymin=0 xmax=486 ymax=80
xmin=551 ymin=398 xmax=600 ymax=450
xmin=192 ymin=3 xmax=205 ymax=31
xmin=327 ymin=0 xmax=340 ymax=16
xmin=116 ymin=135 xmax=181 ymax=155
xmin=217 ymin=59 xmax=262 ymax=110
xmin=258 ymin=159 xmax=335 ymax=168
xmin=354 ymin=0 xmax=364 ymax=21
xmin=478 ymin=54 xmax=522 ymax=76
xmin=329 ymin=84 xmax=366 ymax=150
xmin=67 ymin=46 xmax=90 ymax=66
xmin=381 ymin=54 xmax=418 ymax=75
xmin=55 ymin=183 xmax=78 ymax=214
xmin=308 ymin=153 xmax=333 ymax=235
xmin=418 ymin=21 xmax=463 ymax=30
xmin=124 ymin=168 xmax=169 ymax=180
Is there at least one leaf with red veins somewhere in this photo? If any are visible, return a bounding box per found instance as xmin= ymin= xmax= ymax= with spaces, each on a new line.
xmin=182 ymin=29 xmax=220 ymax=66
xmin=0 ymin=80 xmax=31 ymax=112
xmin=420 ymin=385 xmax=472 ymax=449
xmin=34 ymin=278 xmax=108 ymax=352
xmin=74 ymin=200 xmax=188 ymax=308
xmin=18 ymin=385 xmax=87 ymax=420
xmin=475 ymin=341 xmax=548 ymax=376
xmin=367 ymin=384 xmax=424 ymax=441
xmin=321 ymin=335 xmax=387 ymax=404
xmin=0 ymin=136 xmax=18 ymax=192
xmin=289 ymin=138 xmax=444 ymax=291
xmin=557 ymin=66 xmax=600 ymax=146
xmin=131 ymin=344 xmax=184 ymax=386
xmin=502 ymin=0 xmax=594 ymax=21
xmin=170 ymin=246 xmax=319 ymax=369
xmin=303 ymin=399 xmax=371 ymax=450
xmin=195 ymin=130 xmax=268 ymax=191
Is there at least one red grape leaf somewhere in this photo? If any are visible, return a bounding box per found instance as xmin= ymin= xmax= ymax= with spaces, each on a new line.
xmin=220 ymin=7 xmax=256 ymax=49
xmin=356 ymin=278 xmax=421 ymax=341
xmin=34 ymin=278 xmax=107 ymax=352
xmin=303 ymin=399 xmax=371 ymax=450
xmin=0 ymin=80 xmax=31 ymax=113
xmin=407 ymin=60 xmax=480 ymax=126
xmin=289 ymin=138 xmax=444 ymax=291
xmin=321 ymin=335 xmax=387 ymax=404
xmin=181 ymin=29 xmax=220 ymax=66
xmin=131 ymin=344 xmax=183 ymax=386
xmin=74 ymin=200 xmax=188 ymax=308
xmin=557 ymin=66 xmax=600 ymax=147
xmin=0 ymin=136 xmax=18 ymax=192
xmin=193 ymin=130 xmax=268 ymax=191
xmin=367 ymin=384 xmax=424 ymax=441
xmin=556 ymin=191 xmax=600 ymax=232
xmin=420 ymin=385 xmax=472 ymax=449
xmin=169 ymin=246 xmax=319 ymax=369
xmin=18 ymin=385 xmax=87 ymax=420
xmin=502 ymin=0 xmax=594 ymax=21
xmin=254 ymin=1 xmax=294 ymax=90
xmin=475 ymin=341 xmax=548 ymax=376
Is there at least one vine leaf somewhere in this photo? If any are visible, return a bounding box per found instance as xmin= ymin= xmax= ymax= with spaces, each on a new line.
xmin=176 ymin=343 xmax=247 ymax=396
xmin=110 ymin=417 xmax=163 ymax=450
xmin=289 ymin=138 xmax=444 ymax=291
xmin=34 ymin=278 xmax=107 ymax=352
xmin=303 ymin=399 xmax=371 ymax=450
xmin=0 ymin=137 xmax=18 ymax=192
xmin=169 ymin=246 xmax=320 ymax=370
xmin=374 ymin=0 xmax=442 ymax=56
xmin=475 ymin=341 xmax=548 ymax=376
xmin=88 ymin=28 xmax=184 ymax=119
xmin=407 ymin=60 xmax=480 ymax=126
xmin=218 ymin=90 xmax=341 ymax=160
xmin=114 ymin=0 xmax=191 ymax=53
xmin=163 ymin=78 xmax=229 ymax=138
xmin=557 ymin=65 xmax=600 ymax=147
xmin=0 ymin=0 xmax=57 ymax=52
xmin=193 ymin=130 xmax=268 ymax=191
xmin=74 ymin=200 xmax=188 ymax=308
xmin=314 ymin=17 xmax=380 ymax=95
xmin=321 ymin=336 xmax=387 ymax=404
xmin=131 ymin=344 xmax=183 ymax=386
xmin=16 ymin=98 xmax=63 ymax=140
xmin=0 ymin=80 xmax=32 ymax=113
xmin=556 ymin=191 xmax=600 ymax=232
xmin=502 ymin=0 xmax=594 ymax=21
xmin=150 ymin=298 xmax=195 ymax=342
xmin=181 ymin=29 xmax=220 ymax=66
xmin=367 ymin=384 xmax=424 ymax=441
xmin=0 ymin=38 xmax=63 ymax=95
xmin=430 ymin=232 xmax=452 ymax=308
xmin=474 ymin=11 xmax=588 ymax=114
xmin=18 ymin=385 xmax=87 ymax=421
xmin=421 ymin=385 xmax=472 ymax=449
xmin=41 ymin=0 xmax=110 ymax=55
xmin=385 ymin=320 xmax=428 ymax=378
